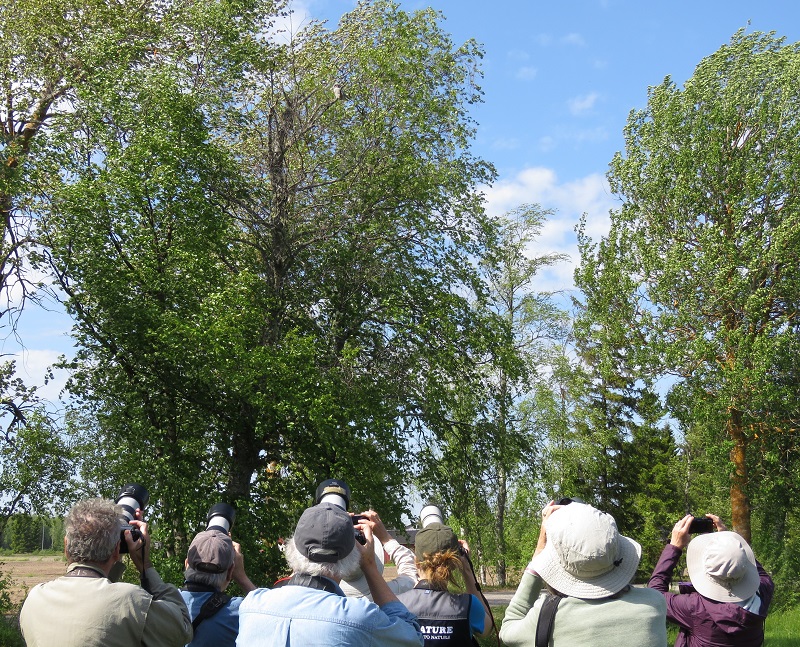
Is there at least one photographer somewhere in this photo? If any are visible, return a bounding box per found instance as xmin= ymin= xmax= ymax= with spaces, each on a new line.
xmin=341 ymin=509 xmax=419 ymax=600
xmin=397 ymin=522 xmax=492 ymax=645
xmin=499 ymin=500 xmax=667 ymax=647
xmin=181 ymin=529 xmax=256 ymax=647
xmin=648 ymin=514 xmax=774 ymax=647
xmin=237 ymin=502 xmax=423 ymax=646
xmin=19 ymin=497 xmax=192 ymax=647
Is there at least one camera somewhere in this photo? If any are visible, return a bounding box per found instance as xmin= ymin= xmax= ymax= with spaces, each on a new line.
xmin=315 ymin=479 xmax=366 ymax=545
xmin=689 ymin=516 xmax=714 ymax=534
xmin=419 ymin=502 xmax=444 ymax=528
xmin=418 ymin=503 xmax=465 ymax=555
xmin=206 ymin=502 xmax=236 ymax=533
xmin=554 ymin=496 xmax=586 ymax=506
xmin=116 ymin=483 xmax=149 ymax=553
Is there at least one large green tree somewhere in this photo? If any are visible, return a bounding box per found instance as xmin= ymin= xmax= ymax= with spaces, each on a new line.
xmin=575 ymin=30 xmax=800 ymax=543
xmin=41 ymin=0 xmax=503 ymax=578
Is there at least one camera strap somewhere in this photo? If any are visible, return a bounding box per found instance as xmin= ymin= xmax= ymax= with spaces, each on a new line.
xmin=191 ymin=591 xmax=232 ymax=631
xmin=535 ymin=593 xmax=562 ymax=647
xmin=275 ymin=573 xmax=345 ymax=596
xmin=65 ymin=565 xmax=106 ymax=579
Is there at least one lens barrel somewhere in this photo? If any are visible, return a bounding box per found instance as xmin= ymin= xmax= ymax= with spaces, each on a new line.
xmin=207 ymin=502 xmax=236 ymax=533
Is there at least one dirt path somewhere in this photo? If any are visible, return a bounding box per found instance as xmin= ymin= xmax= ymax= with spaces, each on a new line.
xmin=1 ymin=554 xmax=66 ymax=607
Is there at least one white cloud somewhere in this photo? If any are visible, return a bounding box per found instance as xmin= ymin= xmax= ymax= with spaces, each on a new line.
xmin=516 ymin=66 xmax=538 ymax=80
xmin=482 ymin=167 xmax=617 ymax=293
xmin=490 ymin=137 xmax=521 ymax=151
xmin=561 ymin=33 xmax=586 ymax=47
xmin=538 ymin=135 xmax=556 ymax=152
xmin=568 ymin=92 xmax=600 ymax=115
xmin=268 ymin=0 xmax=320 ymax=43
xmin=507 ymin=49 xmax=530 ymax=61
xmin=536 ymin=126 xmax=610 ymax=152
xmin=10 ymin=348 xmax=70 ymax=404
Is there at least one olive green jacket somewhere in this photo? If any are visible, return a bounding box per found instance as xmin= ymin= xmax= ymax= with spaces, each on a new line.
xmin=19 ymin=562 xmax=192 ymax=647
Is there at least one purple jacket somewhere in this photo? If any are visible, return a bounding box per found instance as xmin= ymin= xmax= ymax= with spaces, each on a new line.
xmin=648 ymin=543 xmax=774 ymax=647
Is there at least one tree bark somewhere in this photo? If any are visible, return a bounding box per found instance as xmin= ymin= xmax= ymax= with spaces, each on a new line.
xmin=728 ymin=407 xmax=751 ymax=543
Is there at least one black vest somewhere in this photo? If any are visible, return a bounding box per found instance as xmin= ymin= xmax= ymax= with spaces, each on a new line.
xmin=398 ymin=582 xmax=472 ymax=645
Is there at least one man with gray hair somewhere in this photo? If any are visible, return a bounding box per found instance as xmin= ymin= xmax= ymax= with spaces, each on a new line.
xmin=236 ymin=502 xmax=424 ymax=646
xmin=19 ymin=497 xmax=192 ymax=647
xmin=181 ymin=529 xmax=256 ymax=646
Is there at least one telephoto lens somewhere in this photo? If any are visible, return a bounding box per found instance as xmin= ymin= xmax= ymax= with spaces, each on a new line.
xmin=315 ymin=478 xmax=352 ymax=511
xmin=116 ymin=483 xmax=150 ymax=553
xmin=206 ymin=503 xmax=236 ymax=533
xmin=419 ymin=502 xmax=444 ymax=528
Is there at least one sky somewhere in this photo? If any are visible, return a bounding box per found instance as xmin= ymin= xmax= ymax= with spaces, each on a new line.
xmin=7 ymin=0 xmax=800 ymax=404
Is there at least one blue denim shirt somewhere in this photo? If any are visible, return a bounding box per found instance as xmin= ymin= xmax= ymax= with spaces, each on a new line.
xmin=236 ymin=583 xmax=424 ymax=647
xmin=181 ymin=590 xmax=244 ymax=647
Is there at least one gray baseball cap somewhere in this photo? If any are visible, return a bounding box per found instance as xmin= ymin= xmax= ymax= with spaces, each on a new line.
xmin=293 ymin=503 xmax=356 ymax=563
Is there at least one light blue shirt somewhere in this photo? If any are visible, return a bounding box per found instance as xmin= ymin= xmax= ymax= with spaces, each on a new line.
xmin=181 ymin=590 xmax=244 ymax=647
xmin=237 ymin=583 xmax=424 ymax=647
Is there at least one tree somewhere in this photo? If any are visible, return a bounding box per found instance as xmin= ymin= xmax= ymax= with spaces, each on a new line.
xmin=575 ymin=30 xmax=800 ymax=543
xmin=416 ymin=205 xmax=568 ymax=585
xmin=0 ymin=0 xmax=162 ymax=536
xmin=6 ymin=513 xmax=38 ymax=553
xmin=40 ymin=0 xmax=503 ymax=579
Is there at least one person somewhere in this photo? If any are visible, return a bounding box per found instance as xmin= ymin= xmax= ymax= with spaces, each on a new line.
xmin=397 ymin=522 xmax=492 ymax=645
xmin=19 ymin=497 xmax=192 ymax=647
xmin=648 ymin=513 xmax=774 ymax=647
xmin=499 ymin=500 xmax=667 ymax=647
xmin=340 ymin=508 xmax=419 ymax=600
xmin=236 ymin=502 xmax=424 ymax=646
xmin=181 ymin=529 xmax=257 ymax=646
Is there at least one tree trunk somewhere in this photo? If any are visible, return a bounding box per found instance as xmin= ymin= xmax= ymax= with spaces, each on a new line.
xmin=495 ymin=464 xmax=507 ymax=587
xmin=728 ymin=407 xmax=751 ymax=543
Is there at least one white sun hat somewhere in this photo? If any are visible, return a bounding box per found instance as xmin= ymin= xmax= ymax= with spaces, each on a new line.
xmin=530 ymin=502 xmax=641 ymax=599
xmin=686 ymin=531 xmax=759 ymax=602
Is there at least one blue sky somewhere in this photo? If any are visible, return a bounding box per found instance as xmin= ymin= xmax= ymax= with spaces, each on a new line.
xmin=7 ymin=0 xmax=800 ymax=403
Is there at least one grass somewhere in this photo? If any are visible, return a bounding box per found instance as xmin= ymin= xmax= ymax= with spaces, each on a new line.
xmin=0 ymin=616 xmax=24 ymax=647
xmin=763 ymin=605 xmax=800 ymax=647
xmin=477 ymin=604 xmax=800 ymax=646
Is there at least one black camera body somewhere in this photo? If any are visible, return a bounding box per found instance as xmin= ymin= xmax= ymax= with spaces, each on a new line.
xmin=116 ymin=483 xmax=150 ymax=553
xmin=350 ymin=513 xmax=367 ymax=545
xmin=689 ymin=516 xmax=714 ymax=534
xmin=316 ymin=479 xmax=365 ymax=545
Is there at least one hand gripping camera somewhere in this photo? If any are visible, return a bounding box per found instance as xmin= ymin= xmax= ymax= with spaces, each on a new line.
xmin=315 ymin=478 xmax=366 ymax=545
xmin=115 ymin=483 xmax=150 ymax=553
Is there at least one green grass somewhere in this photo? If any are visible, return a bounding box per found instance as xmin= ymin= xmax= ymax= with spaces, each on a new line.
xmin=763 ymin=605 xmax=800 ymax=647
xmin=0 ymin=616 xmax=24 ymax=647
xmin=478 ymin=604 xmax=800 ymax=646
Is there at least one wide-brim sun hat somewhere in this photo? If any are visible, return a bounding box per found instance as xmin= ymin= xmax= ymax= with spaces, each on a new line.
xmin=686 ymin=530 xmax=759 ymax=602
xmin=530 ymin=502 xmax=641 ymax=599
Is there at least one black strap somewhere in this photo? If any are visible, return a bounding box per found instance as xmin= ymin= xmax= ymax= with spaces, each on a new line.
xmin=274 ymin=573 xmax=344 ymax=596
xmin=191 ymin=591 xmax=231 ymax=631
xmin=183 ymin=581 xmax=218 ymax=593
xmin=535 ymin=594 xmax=562 ymax=647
